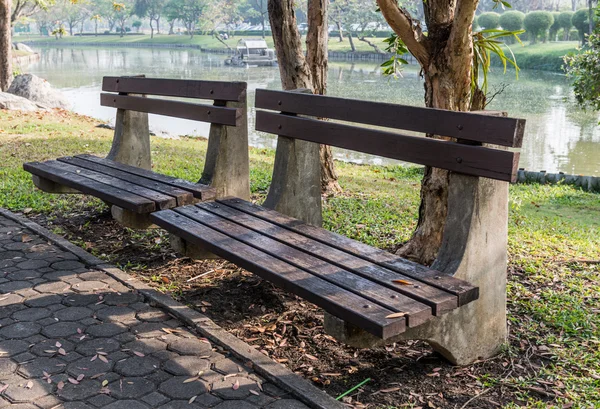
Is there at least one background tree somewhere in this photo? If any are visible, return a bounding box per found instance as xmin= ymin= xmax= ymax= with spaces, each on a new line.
xmin=478 ymin=11 xmax=501 ymax=29
xmin=572 ymin=7 xmax=593 ymax=43
xmin=112 ymin=1 xmax=132 ymax=37
xmin=173 ymin=0 xmax=205 ymax=39
xmin=59 ymin=0 xmax=89 ymax=36
xmin=90 ymin=13 xmax=101 ymax=35
xmin=549 ymin=11 xmax=562 ymax=40
xmin=558 ymin=10 xmax=574 ymax=39
xmin=524 ymin=11 xmax=554 ymax=43
xmin=247 ymin=0 xmax=268 ymax=38
xmin=0 ymin=0 xmax=11 ymax=91
xmin=133 ymin=0 xmax=162 ymax=38
xmin=499 ymin=10 xmax=524 ymax=43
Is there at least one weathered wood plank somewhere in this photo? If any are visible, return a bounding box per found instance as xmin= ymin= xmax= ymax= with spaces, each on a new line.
xmin=58 ymin=156 xmax=194 ymax=206
xmin=198 ymin=201 xmax=458 ymax=315
xmin=102 ymin=77 xmax=247 ymax=102
xmin=255 ymin=89 xmax=525 ymax=148
xmin=177 ymin=205 xmax=432 ymax=328
xmin=75 ymin=155 xmax=215 ymax=201
xmin=151 ymin=209 xmax=406 ymax=339
xmin=100 ymin=94 xmax=241 ymax=126
xmin=23 ymin=161 xmax=155 ymax=213
xmin=219 ymin=198 xmax=479 ymax=306
xmin=50 ymin=160 xmax=176 ymax=210
xmin=256 ymin=111 xmax=520 ymax=182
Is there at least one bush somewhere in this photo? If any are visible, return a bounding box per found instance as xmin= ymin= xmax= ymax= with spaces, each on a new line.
xmin=558 ymin=11 xmax=574 ymax=40
xmin=569 ymin=28 xmax=580 ymax=41
xmin=549 ymin=12 xmax=562 ymax=41
xmin=564 ymin=33 xmax=600 ymax=110
xmin=500 ymin=11 xmax=525 ymax=31
xmin=473 ymin=15 xmax=479 ymax=31
xmin=478 ymin=12 xmax=501 ymax=29
xmin=572 ymin=9 xmax=590 ymax=43
xmin=524 ymin=11 xmax=554 ymax=44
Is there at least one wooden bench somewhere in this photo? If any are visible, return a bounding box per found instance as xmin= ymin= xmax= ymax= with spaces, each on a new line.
xmin=151 ymin=89 xmax=526 ymax=365
xmin=23 ymin=76 xmax=250 ymax=228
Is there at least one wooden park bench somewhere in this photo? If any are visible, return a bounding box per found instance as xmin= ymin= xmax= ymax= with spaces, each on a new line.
xmin=23 ymin=76 xmax=251 ymax=229
xmin=150 ymin=89 xmax=526 ymax=365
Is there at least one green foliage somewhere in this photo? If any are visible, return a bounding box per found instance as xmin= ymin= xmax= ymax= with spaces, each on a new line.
xmin=380 ymin=34 xmax=409 ymax=78
xmin=558 ymin=11 xmax=575 ymax=40
xmin=549 ymin=12 xmax=562 ymax=41
xmin=524 ymin=11 xmax=554 ymax=44
xmin=478 ymin=12 xmax=501 ymax=29
xmin=565 ymin=33 xmax=600 ymax=111
xmin=499 ymin=11 xmax=525 ymax=32
xmin=572 ymin=8 xmax=590 ymax=42
xmin=473 ymin=15 xmax=480 ymax=30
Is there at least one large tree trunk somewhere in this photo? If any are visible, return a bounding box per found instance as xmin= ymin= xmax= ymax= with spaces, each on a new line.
xmin=268 ymin=0 xmax=341 ymax=196
xmin=378 ymin=0 xmax=478 ymax=265
xmin=335 ymin=21 xmax=344 ymax=41
xmin=0 ymin=0 xmax=12 ymax=92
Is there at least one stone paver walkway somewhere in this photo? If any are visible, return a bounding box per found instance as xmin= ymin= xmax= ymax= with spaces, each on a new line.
xmin=0 ymin=214 xmax=310 ymax=409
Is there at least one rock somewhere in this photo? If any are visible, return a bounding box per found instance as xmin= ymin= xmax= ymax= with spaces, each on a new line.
xmin=7 ymin=74 xmax=69 ymax=109
xmin=15 ymin=43 xmax=34 ymax=53
xmin=0 ymin=92 xmax=46 ymax=111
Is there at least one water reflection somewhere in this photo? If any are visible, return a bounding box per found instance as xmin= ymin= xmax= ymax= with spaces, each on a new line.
xmin=24 ymin=47 xmax=600 ymax=175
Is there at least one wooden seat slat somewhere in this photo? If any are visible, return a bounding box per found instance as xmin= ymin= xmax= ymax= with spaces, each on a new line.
xmin=75 ymin=155 xmax=215 ymax=201
xmin=23 ymin=161 xmax=155 ymax=213
xmin=58 ymin=156 xmax=195 ymax=206
xmin=102 ymin=77 xmax=247 ymax=102
xmin=100 ymin=94 xmax=241 ymax=126
xmin=256 ymin=111 xmax=520 ymax=182
xmin=176 ymin=205 xmax=433 ymax=328
xmin=219 ymin=198 xmax=478 ymax=306
xmin=196 ymin=201 xmax=458 ymax=315
xmin=256 ymin=89 xmax=525 ymax=148
xmin=150 ymin=209 xmax=406 ymax=339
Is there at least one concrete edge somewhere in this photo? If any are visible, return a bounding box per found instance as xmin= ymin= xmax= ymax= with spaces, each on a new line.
xmin=0 ymin=208 xmax=346 ymax=409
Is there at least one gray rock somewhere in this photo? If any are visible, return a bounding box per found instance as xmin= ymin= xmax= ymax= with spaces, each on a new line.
xmin=0 ymin=92 xmax=43 ymax=112
xmin=7 ymin=74 xmax=69 ymax=109
xmin=15 ymin=43 xmax=34 ymax=53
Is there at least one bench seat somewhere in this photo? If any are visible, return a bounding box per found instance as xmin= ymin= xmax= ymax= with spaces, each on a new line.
xmin=150 ymin=198 xmax=479 ymax=340
xmin=24 ymin=154 xmax=215 ymax=214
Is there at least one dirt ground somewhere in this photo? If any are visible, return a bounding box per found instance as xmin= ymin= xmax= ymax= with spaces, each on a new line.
xmin=32 ymin=207 xmax=561 ymax=409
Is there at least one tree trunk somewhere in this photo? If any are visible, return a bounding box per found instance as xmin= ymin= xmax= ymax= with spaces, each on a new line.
xmin=347 ymin=32 xmax=356 ymax=52
xmin=150 ymin=20 xmax=154 ymax=38
xmin=336 ymin=21 xmax=344 ymax=41
xmin=168 ymin=20 xmax=174 ymax=35
xmin=156 ymin=17 xmax=160 ymax=34
xmin=0 ymin=0 xmax=12 ymax=92
xmin=358 ymin=36 xmax=384 ymax=53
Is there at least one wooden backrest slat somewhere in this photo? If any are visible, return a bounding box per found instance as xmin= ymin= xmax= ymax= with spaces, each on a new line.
xmin=255 ymin=89 xmax=525 ymax=148
xmin=256 ymin=111 xmax=520 ymax=182
xmin=100 ymin=94 xmax=241 ymax=126
xmin=103 ymin=77 xmax=247 ymax=102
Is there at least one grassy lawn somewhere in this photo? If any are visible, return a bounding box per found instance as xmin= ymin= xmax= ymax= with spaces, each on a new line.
xmin=1 ymin=109 xmax=599 ymax=407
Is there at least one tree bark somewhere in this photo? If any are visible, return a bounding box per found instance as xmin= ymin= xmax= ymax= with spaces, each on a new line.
xmin=336 ymin=21 xmax=344 ymax=41
xmin=377 ymin=0 xmax=479 ymax=265
xmin=0 ymin=0 xmax=12 ymax=92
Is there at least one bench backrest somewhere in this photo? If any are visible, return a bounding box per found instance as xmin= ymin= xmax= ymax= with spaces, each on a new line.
xmin=101 ymin=76 xmax=247 ymax=127
xmin=255 ymin=89 xmax=526 ymax=182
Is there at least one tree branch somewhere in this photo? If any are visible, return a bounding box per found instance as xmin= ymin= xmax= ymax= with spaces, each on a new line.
xmin=376 ymin=0 xmax=429 ymax=66
xmin=448 ymin=0 xmax=478 ymax=55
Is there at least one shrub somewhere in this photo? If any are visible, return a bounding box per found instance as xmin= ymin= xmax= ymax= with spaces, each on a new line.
xmin=500 ymin=11 xmax=525 ymax=31
xmin=473 ymin=15 xmax=479 ymax=31
xmin=478 ymin=12 xmax=500 ymax=29
xmin=558 ymin=11 xmax=574 ymax=40
xmin=572 ymin=9 xmax=590 ymax=44
xmin=569 ymin=28 xmax=580 ymax=41
xmin=549 ymin=12 xmax=562 ymax=41
xmin=524 ymin=11 xmax=554 ymax=44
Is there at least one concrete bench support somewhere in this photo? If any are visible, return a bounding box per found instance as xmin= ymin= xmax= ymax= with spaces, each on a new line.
xmin=106 ymin=102 xmax=151 ymax=170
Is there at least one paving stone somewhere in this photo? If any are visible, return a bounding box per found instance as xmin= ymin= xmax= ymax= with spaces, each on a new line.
xmin=212 ymin=376 xmax=256 ymax=400
xmin=136 ymin=309 xmax=170 ymax=322
xmin=199 ymin=370 xmax=224 ymax=384
xmin=32 ymin=393 xmax=62 ymax=409
xmin=140 ymin=391 xmax=170 ymax=406
xmin=245 ymin=391 xmax=277 ymax=407
xmin=18 ymin=356 xmax=66 ymax=377
xmin=122 ymin=339 xmax=166 ymax=355
xmin=103 ymin=292 xmax=141 ymax=306
xmin=16 ymin=260 xmax=49 ymax=270
xmin=213 ymin=358 xmax=248 ymax=375
xmin=23 ymin=293 xmax=62 ymax=308
xmin=114 ymin=356 xmax=160 ymax=377
xmin=63 ymin=293 xmax=102 ymax=307
xmin=34 ymin=281 xmax=72 ymax=294
xmin=3 ymin=376 xmax=53 ymax=402
xmin=264 ymin=400 xmax=310 ymax=409
xmin=146 ymin=369 xmax=172 ymax=385
xmin=54 ymin=306 xmax=94 ymax=321
xmin=0 ymin=340 xmax=30 ymax=357
xmin=129 ymin=302 xmax=149 ymax=312
xmin=6 ymin=270 xmax=41 ymax=281
xmin=59 ymin=350 xmax=83 ymax=363
xmin=63 ymin=402 xmax=95 ymax=409
xmin=109 ymin=377 xmax=156 ymax=399
xmin=0 ymin=359 xmax=17 ymax=379
xmin=11 ymin=352 xmax=36 ymax=364
xmin=131 ymin=322 xmax=168 ymax=339
xmin=15 ymin=288 xmax=42 ymax=299
xmin=159 ymin=376 xmax=207 ymax=400
xmin=168 ymin=338 xmax=212 ymax=356
xmin=11 ymin=307 xmax=51 ymax=322
xmin=0 ymin=317 xmax=14 ymax=327
xmin=43 ymin=270 xmax=79 ymax=281
xmin=95 ymin=306 xmax=136 ymax=323
xmin=77 ymin=271 xmax=108 ymax=281
xmin=86 ymin=323 xmax=128 ymax=338
xmin=87 ymin=394 xmax=115 ymax=408
xmin=152 ymin=350 xmax=180 ymax=362
xmin=30 ymin=338 xmax=74 ymax=357
xmin=3 ymin=242 xmax=32 ymax=251
xmin=102 ymin=400 xmax=150 ymax=409
xmin=0 ymin=293 xmax=24 ymax=308
xmin=0 ymin=322 xmax=41 ymax=339
xmin=0 ymin=404 xmax=38 ymax=409
xmin=262 ymin=383 xmax=287 ymax=397
xmin=75 ymin=338 xmax=121 ymax=356
xmin=41 ymin=322 xmax=81 ymax=338
xmin=164 ymin=356 xmax=211 ymax=376
xmin=67 ymin=355 xmax=114 ymax=377
xmin=72 ymin=281 xmax=108 ymax=293
xmin=0 ymin=280 xmax=33 ymax=294
xmin=0 ymin=259 xmax=14 ymax=268
xmin=37 ymin=317 xmax=60 ymax=327
xmin=57 ymin=379 xmax=101 ymax=401
xmin=212 ymin=401 xmax=258 ymax=409
xmin=194 ymin=393 xmax=224 ymax=408
xmin=156 ymin=401 xmax=204 ymax=409
xmin=51 ymin=261 xmax=85 ymax=270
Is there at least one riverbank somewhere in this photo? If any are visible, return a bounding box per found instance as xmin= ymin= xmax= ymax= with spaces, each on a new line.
xmin=1 ymin=108 xmax=599 ymax=407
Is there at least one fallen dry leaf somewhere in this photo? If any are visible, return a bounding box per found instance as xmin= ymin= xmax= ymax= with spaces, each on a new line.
xmin=392 ymin=279 xmax=413 ymax=285
xmin=385 ymin=312 xmax=407 ymax=319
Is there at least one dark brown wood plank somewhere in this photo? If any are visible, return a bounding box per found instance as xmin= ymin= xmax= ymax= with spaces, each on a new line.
xmin=100 ymin=94 xmax=241 ymax=126
xmin=23 ymin=161 xmax=155 ymax=213
xmin=220 ymin=198 xmax=479 ymax=306
xmin=255 ymin=89 xmax=525 ymax=148
xmin=50 ymin=160 xmax=176 ymax=210
xmin=58 ymin=156 xmax=194 ymax=207
xmin=256 ymin=111 xmax=520 ymax=182
xmin=102 ymin=77 xmax=247 ymax=102
xmin=150 ymin=209 xmax=405 ymax=339
xmin=177 ymin=205 xmax=432 ymax=328
xmin=74 ymin=155 xmax=215 ymax=201
xmin=197 ymin=202 xmax=457 ymax=315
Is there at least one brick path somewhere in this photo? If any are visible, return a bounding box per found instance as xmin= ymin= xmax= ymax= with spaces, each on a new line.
xmin=0 ymin=214 xmax=310 ymax=409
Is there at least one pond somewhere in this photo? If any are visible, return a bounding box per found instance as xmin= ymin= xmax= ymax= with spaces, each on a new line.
xmin=21 ymin=46 xmax=600 ymax=176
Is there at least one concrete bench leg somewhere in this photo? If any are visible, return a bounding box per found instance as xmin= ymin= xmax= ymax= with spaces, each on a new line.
xmin=111 ymin=206 xmax=156 ymax=229
xmin=169 ymin=234 xmax=220 ymax=260
xmin=325 ymin=173 xmax=509 ymax=365
xmin=32 ymin=175 xmax=80 ymax=194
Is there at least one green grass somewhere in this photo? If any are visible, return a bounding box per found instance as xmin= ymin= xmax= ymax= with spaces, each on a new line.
xmin=1 ymin=109 xmax=599 ymax=407
xmin=494 ymin=41 xmax=580 ymax=71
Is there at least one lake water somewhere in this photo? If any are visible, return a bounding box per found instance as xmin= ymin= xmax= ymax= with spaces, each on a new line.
xmin=21 ymin=46 xmax=600 ymax=175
